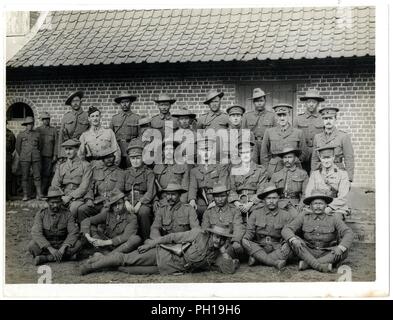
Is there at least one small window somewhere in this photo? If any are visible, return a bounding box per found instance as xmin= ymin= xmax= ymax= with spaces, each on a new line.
xmin=7 ymin=102 xmax=34 ymax=120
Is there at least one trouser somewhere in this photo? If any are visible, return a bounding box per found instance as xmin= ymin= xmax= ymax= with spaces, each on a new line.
xmin=20 ymin=161 xmax=41 ymax=196
xmin=226 ymin=243 xmax=247 ymax=261
xmin=119 ymin=156 xmax=131 ymax=169
xmin=242 ymin=239 xmax=292 ymax=266
xmin=66 ymin=200 xmax=86 ymax=222
xmin=41 ymin=157 xmax=54 ymax=196
xmin=6 ymin=159 xmax=12 ymax=198
xmin=290 ymin=242 xmax=348 ymax=271
xmin=196 ymin=197 xmax=208 ymax=222
xmin=137 ymin=205 xmax=154 ymax=241
xmin=254 ymin=139 xmax=263 ymax=164
xmin=86 ymin=248 xmax=158 ymax=273
xmin=89 ymin=231 xmax=142 ymax=254
xmin=28 ymin=239 xmax=83 ymax=259
xmin=77 ymin=202 xmax=104 ymax=222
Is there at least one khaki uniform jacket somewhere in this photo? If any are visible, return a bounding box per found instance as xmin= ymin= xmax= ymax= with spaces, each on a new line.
xmin=293 ymin=112 xmax=324 ymax=155
xmin=150 ymin=201 xmax=200 ymax=239
xmin=31 ymin=207 xmax=79 ymax=249
xmin=124 ymin=166 xmax=156 ymax=205
xmin=311 ymin=128 xmax=355 ymax=181
xmin=51 ymin=156 xmax=92 ymax=200
xmin=196 ymin=110 xmax=229 ymax=130
xmin=85 ymin=165 xmax=126 ymax=201
xmin=58 ymin=109 xmax=89 ymax=156
xmin=242 ymin=109 xmax=277 ymax=139
xmin=16 ymin=129 xmax=41 ymax=162
xmin=151 ymin=229 xmax=238 ymax=275
xmin=282 ymin=210 xmax=354 ymax=249
xmin=36 ymin=125 xmax=58 ymax=158
xmin=80 ymin=208 xmax=138 ymax=247
xmin=78 ymin=126 xmax=121 ymax=165
xmin=202 ymin=203 xmax=245 ymax=243
xmin=305 ymin=165 xmax=350 ymax=212
xmin=243 ymin=206 xmax=296 ymax=249
xmin=110 ymin=111 xmax=140 ymax=157
xmin=271 ymin=166 xmax=309 ymax=205
xmin=188 ymin=164 xmax=230 ymax=203
xmin=228 ymin=162 xmax=268 ymax=204
xmin=151 ymin=113 xmax=179 ymax=138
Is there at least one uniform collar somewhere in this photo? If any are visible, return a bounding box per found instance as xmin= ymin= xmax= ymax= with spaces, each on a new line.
xmin=285 ymin=165 xmax=297 ymax=172
xmin=305 ymin=111 xmax=319 ymax=119
xmin=159 ymin=113 xmax=172 ymax=120
xmin=67 ymin=156 xmax=80 ymax=166
xmin=280 ymin=123 xmax=291 ymax=133
xmin=321 ymin=164 xmax=339 ymax=175
xmin=89 ymin=125 xmax=103 ymax=133
xmin=254 ymin=109 xmax=266 ymax=116
xmin=264 ymin=207 xmax=279 ymax=216
xmin=73 ymin=108 xmax=83 ymax=116
xmin=324 ymin=127 xmax=338 ymax=136
xmin=169 ymin=201 xmax=182 ymax=211
xmin=121 ymin=110 xmax=133 ymax=117
xmin=312 ymin=213 xmax=327 ymax=220
xmin=208 ymin=110 xmax=222 ymax=117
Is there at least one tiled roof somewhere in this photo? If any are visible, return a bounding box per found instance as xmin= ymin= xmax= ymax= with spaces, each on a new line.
xmin=7 ymin=7 xmax=375 ymax=68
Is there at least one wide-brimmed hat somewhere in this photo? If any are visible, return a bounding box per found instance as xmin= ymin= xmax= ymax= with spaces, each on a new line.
xmin=209 ymin=182 xmax=230 ymax=194
xmin=107 ymin=189 xmax=126 ymax=207
xmin=65 ymin=90 xmax=84 ymax=105
xmin=248 ymin=88 xmax=268 ymax=100
xmin=203 ymin=89 xmax=224 ymax=105
xmin=137 ymin=117 xmax=152 ymax=127
xmin=315 ymin=145 xmax=336 ymax=154
xmin=274 ymin=146 xmax=301 ymax=157
xmin=319 ymin=106 xmax=340 ymax=117
xmin=114 ymin=91 xmax=137 ymax=104
xmin=299 ymin=89 xmax=325 ymax=102
xmin=40 ymin=112 xmax=50 ymax=119
xmin=154 ymin=93 xmax=176 ymax=104
xmin=206 ymin=223 xmax=233 ymax=238
xmin=226 ymin=105 xmax=245 ymax=116
xmin=272 ymin=104 xmax=293 ymax=114
xmin=162 ymin=181 xmax=187 ymax=193
xmin=172 ymin=107 xmax=196 ymax=119
xmin=45 ymin=186 xmax=64 ymax=199
xmin=303 ymin=190 xmax=333 ymax=205
xmin=61 ymin=138 xmax=81 ymax=148
xmin=257 ymin=184 xmax=283 ymax=200
xmin=21 ymin=116 xmax=34 ymax=126
xmin=97 ymin=148 xmax=116 ymax=158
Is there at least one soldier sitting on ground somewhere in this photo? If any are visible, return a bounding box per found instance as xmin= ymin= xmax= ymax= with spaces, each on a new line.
xmin=80 ymin=224 xmax=239 ymax=276
xmin=28 ymin=186 xmax=82 ymax=266
xmin=282 ymin=190 xmax=354 ymax=273
xmin=80 ymin=189 xmax=142 ymax=255
xmin=149 ymin=180 xmax=200 ymax=241
xmin=271 ymin=147 xmax=309 ymax=217
xmin=51 ymin=139 xmax=92 ymax=222
xmin=242 ymin=184 xmax=296 ymax=270
xmin=306 ymin=145 xmax=351 ymax=219
xmin=78 ymin=148 xmax=126 ymax=221
xmin=202 ymin=182 xmax=245 ymax=259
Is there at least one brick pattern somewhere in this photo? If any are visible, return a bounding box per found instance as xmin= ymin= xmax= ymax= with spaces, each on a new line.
xmin=6 ymin=58 xmax=375 ymax=188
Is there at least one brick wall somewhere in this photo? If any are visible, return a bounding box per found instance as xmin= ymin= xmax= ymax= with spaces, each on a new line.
xmin=6 ymin=57 xmax=375 ymax=188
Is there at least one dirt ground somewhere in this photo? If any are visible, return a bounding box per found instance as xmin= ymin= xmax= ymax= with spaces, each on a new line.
xmin=6 ymin=202 xmax=375 ymax=284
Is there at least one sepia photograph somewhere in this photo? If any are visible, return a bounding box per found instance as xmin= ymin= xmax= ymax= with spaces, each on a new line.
xmin=1 ymin=0 xmax=388 ymax=299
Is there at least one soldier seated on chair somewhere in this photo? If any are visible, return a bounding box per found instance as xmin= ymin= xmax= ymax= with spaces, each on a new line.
xmin=80 ymin=224 xmax=239 ymax=276
xmin=28 ymin=186 xmax=82 ymax=266
xmin=81 ymin=189 xmax=142 ymax=255
xmin=271 ymin=147 xmax=309 ymax=217
xmin=282 ymin=190 xmax=354 ymax=273
xmin=242 ymin=184 xmax=297 ymax=270
xmin=51 ymin=139 xmax=92 ymax=222
xmin=306 ymin=145 xmax=351 ymax=219
xmin=149 ymin=180 xmax=200 ymax=241
xmin=78 ymin=148 xmax=126 ymax=222
xmin=202 ymin=182 xmax=245 ymax=259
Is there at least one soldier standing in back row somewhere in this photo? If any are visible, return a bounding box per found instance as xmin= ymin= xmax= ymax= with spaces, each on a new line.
xmin=36 ymin=112 xmax=58 ymax=196
xmin=197 ymin=89 xmax=229 ymax=130
xmin=242 ymin=88 xmax=277 ymax=164
xmin=293 ymin=89 xmax=325 ymax=174
xmin=311 ymin=106 xmax=355 ymax=182
xmin=260 ymin=104 xmax=308 ymax=178
xmin=110 ymin=91 xmax=140 ymax=169
xmin=58 ymin=90 xmax=89 ymax=159
xmin=16 ymin=116 xmax=43 ymax=201
xmin=150 ymin=93 xmax=179 ymax=140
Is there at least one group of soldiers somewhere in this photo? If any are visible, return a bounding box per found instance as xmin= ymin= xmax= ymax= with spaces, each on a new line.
xmin=6 ymin=86 xmax=356 ymax=276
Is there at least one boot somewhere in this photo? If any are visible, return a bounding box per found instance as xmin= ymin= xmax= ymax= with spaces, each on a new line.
xmin=293 ymin=245 xmax=333 ymax=273
xmin=80 ymin=253 xmax=121 ymax=276
xmin=34 ymin=181 xmax=44 ymax=200
xmin=248 ymin=256 xmax=257 ymax=266
xmin=298 ymin=260 xmax=310 ymax=271
xmin=22 ymin=181 xmax=29 ymax=201
xmin=34 ymin=255 xmax=55 ymax=266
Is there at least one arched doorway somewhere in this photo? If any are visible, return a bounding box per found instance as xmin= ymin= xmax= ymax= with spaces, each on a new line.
xmin=6 ymin=102 xmax=34 ymax=135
